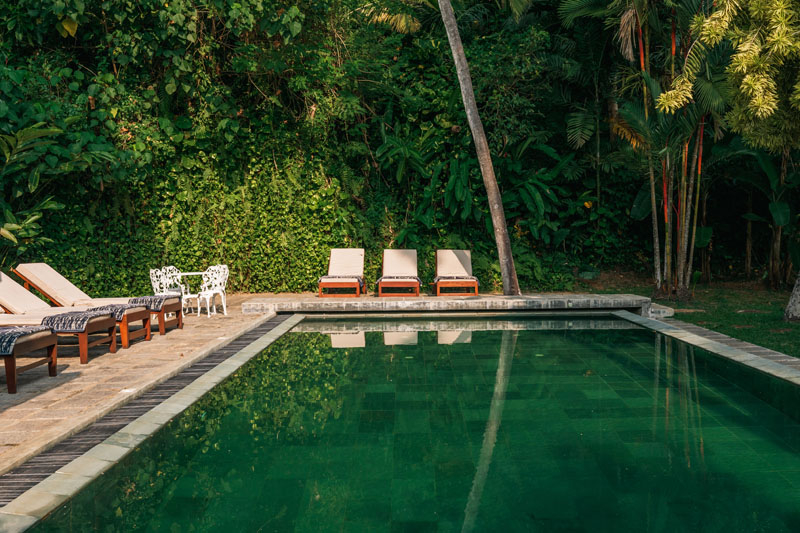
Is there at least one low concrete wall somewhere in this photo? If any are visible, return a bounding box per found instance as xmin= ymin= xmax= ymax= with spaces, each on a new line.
xmin=242 ymin=293 xmax=652 ymax=316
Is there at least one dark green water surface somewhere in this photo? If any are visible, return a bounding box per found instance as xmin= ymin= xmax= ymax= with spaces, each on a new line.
xmin=33 ymin=318 xmax=800 ymax=531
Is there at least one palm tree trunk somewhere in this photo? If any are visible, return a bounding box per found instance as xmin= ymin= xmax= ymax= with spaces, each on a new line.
xmin=647 ymin=155 xmax=662 ymax=289
xmin=438 ymin=0 xmax=521 ymax=295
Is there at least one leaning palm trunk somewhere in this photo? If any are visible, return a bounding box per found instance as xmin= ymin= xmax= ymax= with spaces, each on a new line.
xmin=462 ymin=330 xmax=517 ymax=532
xmin=438 ymin=0 xmax=521 ymax=295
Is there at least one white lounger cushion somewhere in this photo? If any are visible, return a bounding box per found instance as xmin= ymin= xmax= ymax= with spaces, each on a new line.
xmin=382 ymin=249 xmax=418 ymax=277
xmin=0 ymin=272 xmax=53 ymax=314
xmin=436 ymin=250 xmax=473 ymax=278
xmin=14 ymin=263 xmax=92 ymax=307
xmin=318 ymin=276 xmax=362 ymax=284
xmin=438 ymin=330 xmax=472 ymax=345
xmin=328 ymin=248 xmax=365 ymax=277
xmin=384 ymin=331 xmax=418 ymax=345
xmin=330 ymin=332 xmax=366 ymax=348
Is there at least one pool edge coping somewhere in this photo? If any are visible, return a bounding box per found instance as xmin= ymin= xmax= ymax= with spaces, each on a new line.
xmin=613 ymin=310 xmax=800 ymax=385
xmin=0 ymin=313 xmax=305 ymax=531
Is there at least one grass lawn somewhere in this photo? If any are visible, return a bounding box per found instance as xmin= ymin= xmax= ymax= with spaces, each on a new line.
xmin=583 ymin=272 xmax=800 ymax=358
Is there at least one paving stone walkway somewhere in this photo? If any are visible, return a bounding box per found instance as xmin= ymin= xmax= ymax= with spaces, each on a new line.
xmin=0 ymin=294 xmax=269 ymax=476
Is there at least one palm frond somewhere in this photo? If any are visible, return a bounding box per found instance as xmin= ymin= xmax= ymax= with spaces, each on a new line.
xmin=558 ymin=0 xmax=608 ymax=28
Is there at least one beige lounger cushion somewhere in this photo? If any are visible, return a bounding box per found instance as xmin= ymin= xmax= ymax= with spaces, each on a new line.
xmin=0 ymin=315 xmax=48 ymax=326
xmin=14 ymin=330 xmax=55 ymax=344
xmin=379 ymin=277 xmax=419 ymax=283
xmin=384 ymin=331 xmax=418 ymax=346
xmin=14 ymin=263 xmax=91 ymax=307
xmin=330 ymin=332 xmax=366 ymax=348
xmin=318 ymin=276 xmax=362 ymax=285
xmin=382 ymin=249 xmax=418 ymax=277
xmin=16 ymin=264 xmax=178 ymax=309
xmin=0 ymin=272 xmax=53 ymax=314
xmin=80 ymin=297 xmax=179 ymax=308
xmin=328 ymin=248 xmax=365 ymax=277
xmin=436 ymin=250 xmax=473 ymax=278
xmin=73 ymin=297 xmax=131 ymax=306
xmin=438 ymin=330 xmax=472 ymax=345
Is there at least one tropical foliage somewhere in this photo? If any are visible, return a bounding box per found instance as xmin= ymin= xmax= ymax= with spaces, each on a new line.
xmin=0 ymin=0 xmax=796 ymax=300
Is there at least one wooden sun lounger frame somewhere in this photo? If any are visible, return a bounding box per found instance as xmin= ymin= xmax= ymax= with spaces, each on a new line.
xmin=3 ymin=331 xmax=58 ymax=394
xmin=0 ymin=302 xmax=116 ymax=365
xmin=377 ymin=280 xmax=420 ymax=297
xmin=318 ymin=280 xmax=361 ymax=298
xmin=11 ymin=267 xmax=178 ymax=340
xmin=431 ymin=279 xmax=479 ymax=297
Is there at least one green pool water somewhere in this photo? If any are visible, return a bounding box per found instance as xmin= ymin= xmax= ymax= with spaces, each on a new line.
xmin=33 ymin=318 xmax=800 ymax=532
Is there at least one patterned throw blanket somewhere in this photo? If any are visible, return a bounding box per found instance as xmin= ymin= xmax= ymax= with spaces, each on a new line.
xmin=433 ymin=276 xmax=480 ymax=286
xmin=88 ymin=303 xmax=142 ymax=321
xmin=129 ymin=295 xmax=178 ymax=312
xmin=41 ymin=310 xmax=112 ymax=333
xmin=0 ymin=326 xmax=51 ymax=356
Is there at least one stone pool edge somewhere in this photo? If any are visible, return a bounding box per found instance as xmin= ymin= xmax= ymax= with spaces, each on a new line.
xmin=614 ymin=310 xmax=800 ymax=385
xmin=0 ymin=313 xmax=305 ymax=532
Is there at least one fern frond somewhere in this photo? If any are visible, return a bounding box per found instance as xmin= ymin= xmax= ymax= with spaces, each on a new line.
xmin=566 ymin=109 xmax=596 ymax=149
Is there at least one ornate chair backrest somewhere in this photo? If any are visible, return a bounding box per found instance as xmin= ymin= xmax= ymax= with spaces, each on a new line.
xmin=161 ymin=266 xmax=182 ymax=293
xmin=201 ymin=265 xmax=228 ymax=293
xmin=149 ymin=269 xmax=162 ymax=294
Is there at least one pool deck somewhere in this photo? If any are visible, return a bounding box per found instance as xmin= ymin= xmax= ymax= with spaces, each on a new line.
xmin=0 ymin=294 xmax=270 ymax=479
xmin=242 ymin=293 xmax=653 ymax=316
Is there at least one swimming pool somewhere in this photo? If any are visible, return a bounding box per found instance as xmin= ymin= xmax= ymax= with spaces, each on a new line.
xmin=30 ymin=316 xmax=800 ymax=531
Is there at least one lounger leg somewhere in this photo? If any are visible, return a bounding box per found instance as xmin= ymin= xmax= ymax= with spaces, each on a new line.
xmin=47 ymin=344 xmax=57 ymax=377
xmin=144 ymin=315 xmax=152 ymax=341
xmin=4 ymin=356 xmax=17 ymax=394
xmin=108 ymin=326 xmax=117 ymax=353
xmin=158 ymin=311 xmax=166 ymax=335
xmin=120 ymin=316 xmax=130 ymax=349
xmin=78 ymin=333 xmax=89 ymax=364
xmin=177 ymin=307 xmax=184 ymax=330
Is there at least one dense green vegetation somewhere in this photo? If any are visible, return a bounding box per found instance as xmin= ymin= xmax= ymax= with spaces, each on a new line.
xmin=0 ymin=0 xmax=797 ymax=297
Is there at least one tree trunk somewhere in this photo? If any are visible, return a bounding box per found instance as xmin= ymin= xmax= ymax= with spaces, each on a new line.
xmin=438 ymin=0 xmax=520 ymax=295
xmin=786 ymin=275 xmax=800 ymax=321
xmin=745 ymin=192 xmax=752 ymax=279
xmin=647 ymin=155 xmax=662 ymax=290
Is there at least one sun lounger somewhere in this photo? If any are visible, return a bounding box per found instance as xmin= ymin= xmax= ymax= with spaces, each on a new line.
xmin=0 ymin=326 xmax=58 ymax=393
xmin=12 ymin=263 xmax=181 ymax=337
xmin=0 ymin=272 xmax=117 ymax=362
xmin=318 ymin=248 xmax=365 ymax=297
xmin=377 ymin=249 xmax=420 ymax=297
xmin=432 ymin=250 xmax=479 ymax=296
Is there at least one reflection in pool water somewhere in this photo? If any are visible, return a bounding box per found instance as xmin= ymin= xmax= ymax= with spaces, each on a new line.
xmin=33 ymin=318 xmax=800 ymax=532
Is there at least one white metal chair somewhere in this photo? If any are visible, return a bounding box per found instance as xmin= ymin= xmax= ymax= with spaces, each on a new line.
xmin=150 ymin=266 xmax=183 ymax=296
xmin=198 ymin=265 xmax=228 ymax=317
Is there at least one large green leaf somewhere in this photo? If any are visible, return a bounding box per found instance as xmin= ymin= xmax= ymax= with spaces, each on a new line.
xmin=769 ymin=202 xmax=791 ymax=227
xmin=694 ymin=226 xmax=713 ymax=248
xmin=630 ymin=184 xmax=652 ymax=220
